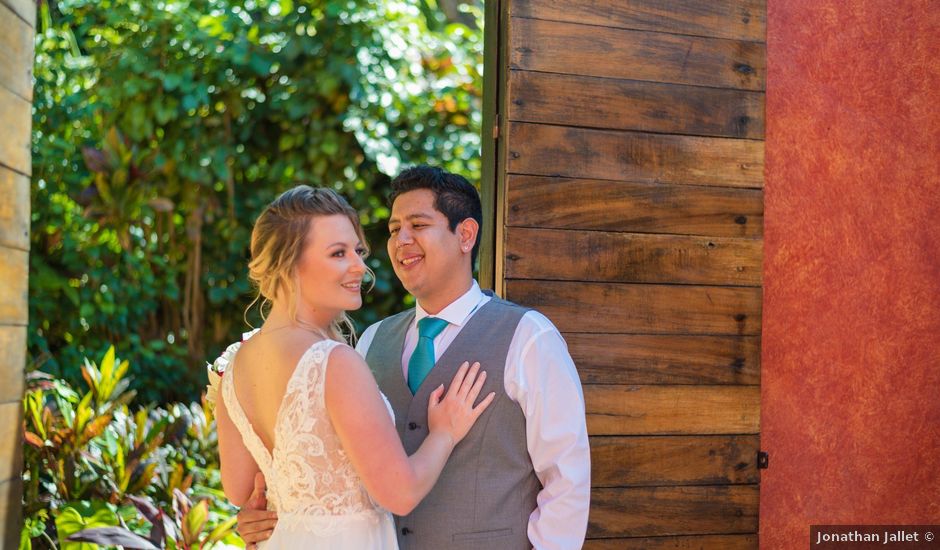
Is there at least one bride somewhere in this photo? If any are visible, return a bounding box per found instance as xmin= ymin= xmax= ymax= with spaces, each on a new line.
xmin=214 ymin=185 xmax=494 ymax=549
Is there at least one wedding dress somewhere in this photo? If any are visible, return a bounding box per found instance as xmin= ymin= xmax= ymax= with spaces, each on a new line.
xmin=220 ymin=336 xmax=399 ymax=549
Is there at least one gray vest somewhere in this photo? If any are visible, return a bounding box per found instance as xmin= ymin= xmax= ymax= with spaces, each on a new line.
xmin=365 ymin=294 xmax=541 ymax=549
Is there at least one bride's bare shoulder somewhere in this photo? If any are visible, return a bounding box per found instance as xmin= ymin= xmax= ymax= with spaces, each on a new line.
xmin=238 ymin=329 xmax=328 ymax=371
xmin=323 ymin=343 xmax=374 ymax=391
xmin=324 ymin=342 xmax=364 ymax=367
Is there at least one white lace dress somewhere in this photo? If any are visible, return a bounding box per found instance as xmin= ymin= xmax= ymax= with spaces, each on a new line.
xmin=220 ymin=337 xmax=399 ymax=549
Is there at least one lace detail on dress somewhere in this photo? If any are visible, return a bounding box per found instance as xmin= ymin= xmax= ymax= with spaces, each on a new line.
xmin=220 ymin=337 xmax=393 ymax=535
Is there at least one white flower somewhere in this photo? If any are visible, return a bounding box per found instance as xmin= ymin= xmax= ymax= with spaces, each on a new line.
xmin=204 ymin=329 xmax=260 ymax=409
xmin=311 ymin=349 xmax=326 ymax=364
xmin=205 ymin=368 xmax=222 ymax=407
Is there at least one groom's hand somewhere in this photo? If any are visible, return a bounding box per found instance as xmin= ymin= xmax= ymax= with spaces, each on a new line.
xmin=236 ymin=472 xmax=278 ymax=548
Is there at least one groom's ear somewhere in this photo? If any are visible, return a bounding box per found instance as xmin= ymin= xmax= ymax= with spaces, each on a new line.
xmin=456 ymin=218 xmax=479 ymax=254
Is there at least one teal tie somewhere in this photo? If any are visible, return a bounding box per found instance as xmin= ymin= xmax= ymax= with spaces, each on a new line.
xmin=408 ymin=316 xmax=449 ymax=394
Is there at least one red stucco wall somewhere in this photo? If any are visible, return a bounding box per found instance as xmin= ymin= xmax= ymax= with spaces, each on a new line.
xmin=762 ymin=1 xmax=940 ymax=547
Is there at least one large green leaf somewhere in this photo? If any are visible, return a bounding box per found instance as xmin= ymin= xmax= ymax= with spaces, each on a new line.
xmin=69 ymin=527 xmax=160 ymax=550
xmin=56 ymin=504 xmax=119 ymax=550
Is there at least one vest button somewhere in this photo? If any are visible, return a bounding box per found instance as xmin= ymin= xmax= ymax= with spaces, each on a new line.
xmin=401 ymin=527 xmax=412 ymax=535
xmin=408 ymin=422 xmax=419 ymax=430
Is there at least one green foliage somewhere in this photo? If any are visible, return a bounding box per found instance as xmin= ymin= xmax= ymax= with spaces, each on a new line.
xmin=21 ymin=347 xmax=239 ymax=549
xmin=55 ymin=503 xmax=118 ymax=550
xmin=31 ymin=0 xmax=483 ymax=403
xmin=65 ymin=491 xmax=238 ymax=550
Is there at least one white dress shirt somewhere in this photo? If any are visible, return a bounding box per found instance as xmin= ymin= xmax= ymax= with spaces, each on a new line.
xmin=356 ymin=281 xmax=591 ymax=550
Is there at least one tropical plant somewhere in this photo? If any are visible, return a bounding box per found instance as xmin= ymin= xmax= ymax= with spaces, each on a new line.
xmin=21 ymin=348 xmax=239 ymax=549
xmin=30 ymin=0 xmax=483 ymax=403
xmin=66 ymin=491 xmax=237 ymax=550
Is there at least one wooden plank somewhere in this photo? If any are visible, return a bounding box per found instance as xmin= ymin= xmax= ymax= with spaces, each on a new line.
xmin=0 ymin=32 xmax=28 ymax=550
xmin=0 ymin=477 xmax=22 ymax=550
xmin=0 ymin=165 xmax=30 ymax=250
xmin=508 ymin=70 xmax=764 ymax=139
xmin=0 ymin=326 xmax=25 ymax=404
xmin=591 ymin=435 xmax=760 ymax=487
xmin=507 ymin=175 xmax=763 ymax=238
xmin=584 ymin=385 xmax=760 ymax=435
xmin=510 ymin=18 xmax=765 ymax=91
xmin=507 ymin=122 xmax=764 ymax=189
xmin=0 ymin=84 xmax=31 ymax=176
xmin=589 ymin=485 xmax=759 ymax=537
xmin=512 ymin=0 xmax=766 ymax=42
xmin=567 ymin=333 xmax=760 ymax=385
xmin=505 ymin=227 xmax=762 ymax=286
xmin=0 ymin=0 xmax=35 ymax=27
xmin=478 ymin=0 xmax=502 ymax=292
xmin=0 ymin=402 xmax=22 ymax=481
xmin=584 ymin=534 xmax=757 ymax=549
xmin=0 ymin=403 xmax=24 ymax=550
xmin=507 ymin=280 xmax=761 ymax=335
xmin=0 ymin=248 xmax=28 ymax=325
xmin=0 ymin=1 xmax=34 ymax=102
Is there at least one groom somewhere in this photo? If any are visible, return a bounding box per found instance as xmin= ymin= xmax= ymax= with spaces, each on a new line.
xmin=236 ymin=166 xmax=590 ymax=549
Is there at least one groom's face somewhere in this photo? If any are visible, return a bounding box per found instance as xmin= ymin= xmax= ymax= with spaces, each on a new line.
xmin=387 ymin=189 xmax=465 ymax=301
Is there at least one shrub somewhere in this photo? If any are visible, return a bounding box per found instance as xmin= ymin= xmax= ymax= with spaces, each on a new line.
xmin=21 ymin=347 xmax=239 ymax=549
xmin=31 ymin=0 xmax=483 ymax=403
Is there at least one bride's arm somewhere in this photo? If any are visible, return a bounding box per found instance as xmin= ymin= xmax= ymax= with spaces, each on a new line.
xmin=217 ymin=390 xmax=262 ymax=507
xmin=325 ymin=345 xmax=493 ymax=516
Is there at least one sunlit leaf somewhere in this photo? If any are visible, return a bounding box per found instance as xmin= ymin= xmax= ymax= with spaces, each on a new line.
xmin=205 ymin=514 xmax=237 ymax=545
xmin=182 ymin=500 xmax=208 ymax=545
xmin=56 ymin=505 xmax=118 ymax=550
xmin=68 ymin=527 xmax=159 ymax=550
xmin=24 ymin=431 xmax=45 ymax=448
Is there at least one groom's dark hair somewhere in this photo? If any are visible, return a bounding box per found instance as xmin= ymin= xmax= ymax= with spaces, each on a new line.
xmin=389 ymin=165 xmax=483 ymax=265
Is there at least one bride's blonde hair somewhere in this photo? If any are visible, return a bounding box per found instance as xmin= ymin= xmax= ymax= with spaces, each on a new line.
xmin=246 ymin=185 xmax=371 ymax=342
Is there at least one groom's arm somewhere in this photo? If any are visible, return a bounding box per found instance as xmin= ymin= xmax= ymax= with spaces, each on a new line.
xmin=506 ymin=312 xmax=591 ymax=550
xmin=234 ymin=473 xmax=278 ymax=547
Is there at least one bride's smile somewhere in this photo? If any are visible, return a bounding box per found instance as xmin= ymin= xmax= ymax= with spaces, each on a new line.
xmin=293 ymin=213 xmax=368 ymax=323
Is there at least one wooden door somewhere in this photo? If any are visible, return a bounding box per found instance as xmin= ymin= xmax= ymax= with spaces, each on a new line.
xmin=482 ymin=0 xmax=766 ymax=547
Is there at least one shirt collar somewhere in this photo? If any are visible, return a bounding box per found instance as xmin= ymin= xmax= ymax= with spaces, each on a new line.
xmin=415 ymin=280 xmax=485 ymax=328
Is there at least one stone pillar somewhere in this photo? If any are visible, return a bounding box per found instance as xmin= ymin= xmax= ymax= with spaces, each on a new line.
xmin=0 ymin=0 xmax=34 ymax=547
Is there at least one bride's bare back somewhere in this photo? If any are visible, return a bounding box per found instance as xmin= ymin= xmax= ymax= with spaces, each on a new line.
xmin=230 ymin=329 xmax=325 ymax=453
xmin=220 ymin=333 xmax=402 ymax=548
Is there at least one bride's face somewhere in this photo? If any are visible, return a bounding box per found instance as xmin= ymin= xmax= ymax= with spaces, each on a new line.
xmin=293 ymin=214 xmax=367 ymax=318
